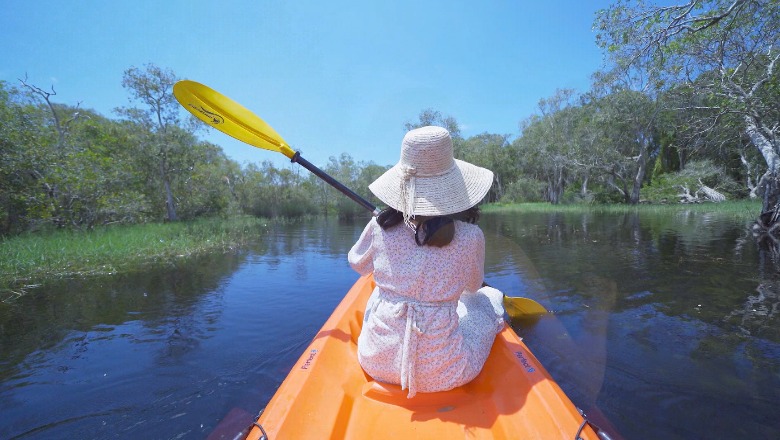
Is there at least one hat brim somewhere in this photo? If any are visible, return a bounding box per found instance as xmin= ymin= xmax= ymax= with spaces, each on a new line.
xmin=369 ymin=159 xmax=494 ymax=216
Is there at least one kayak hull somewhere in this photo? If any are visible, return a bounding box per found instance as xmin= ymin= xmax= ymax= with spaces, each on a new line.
xmin=247 ymin=274 xmax=599 ymax=439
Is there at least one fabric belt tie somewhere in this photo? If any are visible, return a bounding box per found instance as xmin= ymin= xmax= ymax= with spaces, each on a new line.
xmin=377 ymin=290 xmax=457 ymax=398
xmin=395 ymin=302 xmax=424 ymax=398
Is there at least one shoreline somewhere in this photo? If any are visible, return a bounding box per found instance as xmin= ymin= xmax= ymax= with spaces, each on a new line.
xmin=0 ymin=216 xmax=273 ymax=297
xmin=1 ymin=201 xmax=760 ymax=297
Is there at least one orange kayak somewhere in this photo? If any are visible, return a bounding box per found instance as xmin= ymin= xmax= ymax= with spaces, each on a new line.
xmin=246 ymin=274 xmax=604 ymax=439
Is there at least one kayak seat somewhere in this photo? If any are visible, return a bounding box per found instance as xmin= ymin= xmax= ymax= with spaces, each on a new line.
xmin=361 ymin=380 xmax=471 ymax=410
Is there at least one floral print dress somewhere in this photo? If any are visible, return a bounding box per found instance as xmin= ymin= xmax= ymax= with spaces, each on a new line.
xmin=348 ymin=217 xmax=504 ymax=398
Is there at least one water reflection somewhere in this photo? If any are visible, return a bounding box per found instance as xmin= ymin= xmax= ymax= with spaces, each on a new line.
xmin=1 ymin=213 xmax=778 ymax=440
xmin=0 ymin=218 xmax=363 ymax=440
xmin=1 ymin=252 xmax=242 ymax=379
xmin=481 ymin=210 xmax=780 ymax=439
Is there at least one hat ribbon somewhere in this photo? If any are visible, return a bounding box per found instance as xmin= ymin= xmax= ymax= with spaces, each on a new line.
xmin=399 ymin=165 xmax=417 ymax=221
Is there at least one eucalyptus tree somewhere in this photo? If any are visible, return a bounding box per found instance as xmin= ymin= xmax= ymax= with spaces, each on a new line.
xmin=234 ymin=160 xmax=305 ymax=218
xmin=404 ymin=108 xmax=461 ymax=139
xmin=1 ymin=79 xmax=162 ymax=231
xmin=565 ymin=99 xmax=608 ymax=198
xmin=513 ymin=89 xmax=582 ymax=204
xmin=592 ymin=89 xmax=659 ymax=204
xmin=457 ymin=133 xmax=513 ymax=202
xmin=356 ymin=162 xmax=389 ymax=207
xmin=653 ymin=75 xmax=760 ymax=190
xmin=595 ymin=0 xmax=780 ymax=212
xmin=323 ymin=153 xmax=364 ymax=218
xmin=117 ymin=64 xmax=185 ymax=221
xmin=650 ymin=88 xmax=689 ymax=178
xmin=234 ymin=162 xmax=271 ymax=217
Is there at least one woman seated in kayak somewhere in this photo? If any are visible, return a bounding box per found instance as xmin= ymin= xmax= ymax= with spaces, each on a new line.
xmin=348 ymin=126 xmax=505 ymax=398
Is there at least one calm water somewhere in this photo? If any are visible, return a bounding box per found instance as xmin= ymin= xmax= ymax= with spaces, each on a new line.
xmin=1 ymin=211 xmax=778 ymax=439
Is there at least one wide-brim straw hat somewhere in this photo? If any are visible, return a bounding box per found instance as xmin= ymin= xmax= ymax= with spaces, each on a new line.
xmin=369 ymin=126 xmax=494 ymax=217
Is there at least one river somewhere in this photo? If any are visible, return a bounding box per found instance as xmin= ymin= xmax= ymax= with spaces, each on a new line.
xmin=1 ymin=210 xmax=778 ymax=439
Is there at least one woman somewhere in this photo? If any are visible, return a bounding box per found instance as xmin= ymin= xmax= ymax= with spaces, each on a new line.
xmin=348 ymin=125 xmax=505 ymax=398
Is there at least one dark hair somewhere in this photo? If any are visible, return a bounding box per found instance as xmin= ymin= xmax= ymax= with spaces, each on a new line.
xmin=376 ymin=206 xmax=481 ymax=247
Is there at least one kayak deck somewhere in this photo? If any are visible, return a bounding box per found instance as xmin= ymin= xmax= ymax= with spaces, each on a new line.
xmin=247 ymin=274 xmax=599 ymax=439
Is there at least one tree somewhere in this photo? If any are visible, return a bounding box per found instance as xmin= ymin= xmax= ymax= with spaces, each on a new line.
xmin=591 ymin=89 xmax=659 ymax=204
xmin=0 ymin=78 xmax=161 ymax=231
xmin=11 ymin=78 xmax=86 ymax=228
xmin=0 ymin=81 xmax=44 ymax=234
xmin=117 ymin=64 xmax=183 ymax=221
xmin=458 ymin=133 xmax=513 ymax=202
xmin=404 ymin=108 xmax=462 ymax=139
xmin=513 ymin=90 xmax=582 ymax=204
xmin=18 ymin=75 xmax=84 ymax=150
xmin=595 ymin=0 xmax=780 ymax=213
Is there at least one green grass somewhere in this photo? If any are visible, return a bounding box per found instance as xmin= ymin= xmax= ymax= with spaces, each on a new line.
xmin=483 ymin=199 xmax=762 ymax=220
xmin=3 ymin=201 xmax=762 ymax=296
xmin=0 ymin=216 xmax=271 ymax=291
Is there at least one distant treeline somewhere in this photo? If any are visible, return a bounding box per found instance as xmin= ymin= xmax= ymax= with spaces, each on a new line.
xmin=4 ymin=1 xmax=779 ymax=236
xmin=0 ymin=67 xmax=391 ymax=236
xmin=0 ymin=66 xmax=756 ymax=236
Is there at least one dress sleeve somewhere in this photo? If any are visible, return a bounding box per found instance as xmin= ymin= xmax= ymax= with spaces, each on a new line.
xmin=464 ymin=226 xmax=486 ymax=293
xmin=348 ymin=218 xmax=377 ymax=275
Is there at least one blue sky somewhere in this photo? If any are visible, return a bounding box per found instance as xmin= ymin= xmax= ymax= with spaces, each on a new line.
xmin=2 ymin=0 xmax=612 ymax=169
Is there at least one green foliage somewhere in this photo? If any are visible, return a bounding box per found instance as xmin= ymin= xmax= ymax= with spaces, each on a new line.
xmin=561 ymin=188 xmax=595 ymax=205
xmin=456 ymin=133 xmax=513 ymax=202
xmin=4 ymin=41 xmax=774 ymax=240
xmin=485 ymin=199 xmax=761 ymax=219
xmin=234 ymin=161 xmax=316 ymax=218
xmin=594 ymin=0 xmax=780 ymax=211
xmin=499 ymin=178 xmax=546 ymax=203
xmin=643 ymin=160 xmax=746 ymax=203
xmin=320 ymin=153 xmax=386 ymax=219
xmin=405 ymin=109 xmax=461 ymax=139
xmin=593 ymin=187 xmax=627 ymax=204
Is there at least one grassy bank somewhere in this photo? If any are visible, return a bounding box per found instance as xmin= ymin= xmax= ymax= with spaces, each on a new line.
xmin=484 ymin=199 xmax=762 ymax=220
xmin=3 ymin=200 xmax=762 ymax=295
xmin=0 ymin=216 xmax=272 ymax=293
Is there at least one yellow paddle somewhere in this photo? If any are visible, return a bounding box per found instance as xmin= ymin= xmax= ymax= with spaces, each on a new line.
xmin=173 ymin=80 xmax=378 ymax=215
xmin=172 ymin=80 xmax=547 ymax=319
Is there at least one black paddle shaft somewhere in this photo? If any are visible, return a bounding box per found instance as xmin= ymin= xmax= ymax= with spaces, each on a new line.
xmin=291 ymin=152 xmax=380 ymax=216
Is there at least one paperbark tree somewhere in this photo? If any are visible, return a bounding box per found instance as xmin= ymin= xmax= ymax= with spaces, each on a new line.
xmin=595 ymin=0 xmax=780 ymax=213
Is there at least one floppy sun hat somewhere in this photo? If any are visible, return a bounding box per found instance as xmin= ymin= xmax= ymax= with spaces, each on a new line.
xmin=369 ymin=126 xmax=494 ymax=218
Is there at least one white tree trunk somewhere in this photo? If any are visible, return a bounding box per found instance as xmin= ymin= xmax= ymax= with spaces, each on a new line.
xmin=746 ymin=116 xmax=780 ymax=211
xmin=740 ymin=150 xmax=758 ymax=198
xmin=746 ymin=117 xmax=779 ymax=171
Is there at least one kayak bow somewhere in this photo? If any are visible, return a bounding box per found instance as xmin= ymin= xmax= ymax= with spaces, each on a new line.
xmin=245 ymin=274 xmax=604 ymax=439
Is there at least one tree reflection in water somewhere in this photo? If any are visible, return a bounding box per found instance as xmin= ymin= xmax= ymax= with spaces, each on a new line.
xmin=481 ymin=209 xmax=780 ymax=440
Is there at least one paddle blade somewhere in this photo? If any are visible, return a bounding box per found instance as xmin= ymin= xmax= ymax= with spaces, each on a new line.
xmin=173 ymin=80 xmax=296 ymax=159
xmin=504 ymin=296 xmax=548 ymax=320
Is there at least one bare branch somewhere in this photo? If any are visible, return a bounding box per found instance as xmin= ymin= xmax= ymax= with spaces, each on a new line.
xmin=18 ymin=76 xmax=84 ymax=149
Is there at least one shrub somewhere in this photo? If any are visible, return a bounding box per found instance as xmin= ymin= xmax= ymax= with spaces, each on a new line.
xmin=642 ymin=160 xmax=746 ymax=203
xmin=500 ymin=178 xmax=546 ymax=203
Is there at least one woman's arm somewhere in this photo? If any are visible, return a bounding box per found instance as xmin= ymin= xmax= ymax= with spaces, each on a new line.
xmin=348 ymin=218 xmax=378 ymax=275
